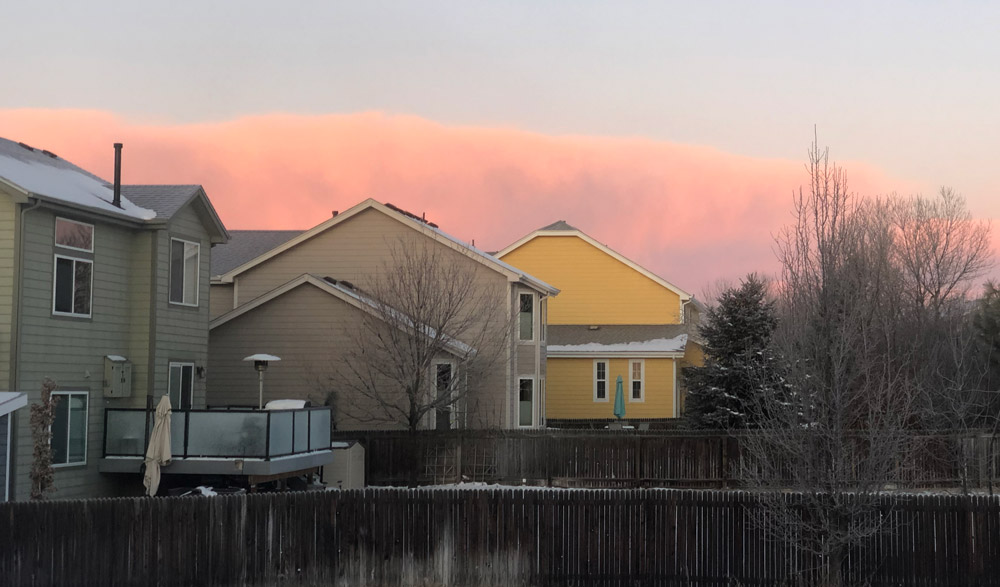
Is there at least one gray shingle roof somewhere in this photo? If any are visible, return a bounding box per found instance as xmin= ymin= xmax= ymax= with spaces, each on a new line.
xmin=211 ymin=230 xmax=304 ymax=276
xmin=539 ymin=220 xmax=578 ymax=231
xmin=120 ymin=185 xmax=202 ymax=219
xmin=548 ymin=324 xmax=689 ymax=346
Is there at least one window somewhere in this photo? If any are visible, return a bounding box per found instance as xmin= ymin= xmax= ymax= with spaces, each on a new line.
xmin=52 ymin=391 xmax=88 ymax=466
xmin=169 ymin=362 xmax=194 ymax=410
xmin=53 ymin=255 xmax=92 ymax=316
xmin=594 ymin=360 xmax=609 ymax=402
xmin=630 ymin=360 xmax=645 ymax=402
xmin=518 ymin=377 xmax=534 ymax=427
xmin=433 ymin=361 xmax=455 ymax=431
xmin=55 ymin=218 xmax=94 ymax=252
xmin=169 ymin=238 xmax=200 ymax=306
xmin=518 ymin=293 xmax=534 ymax=341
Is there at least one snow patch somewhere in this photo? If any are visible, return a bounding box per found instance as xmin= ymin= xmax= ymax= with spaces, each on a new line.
xmin=0 ymin=153 xmax=155 ymax=220
xmin=549 ymin=334 xmax=688 ymax=354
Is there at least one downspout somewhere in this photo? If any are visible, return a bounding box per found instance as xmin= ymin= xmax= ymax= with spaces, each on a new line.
xmin=9 ymin=198 xmax=42 ymax=501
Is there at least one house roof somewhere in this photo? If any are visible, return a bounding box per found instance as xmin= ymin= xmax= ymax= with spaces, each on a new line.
xmin=211 ymin=230 xmax=304 ymax=277
xmin=122 ymin=184 xmax=230 ymax=244
xmin=0 ymin=137 xmax=154 ymax=220
xmin=215 ymin=199 xmax=559 ymax=295
xmin=547 ymin=324 xmax=688 ymax=357
xmin=497 ymin=222 xmax=690 ymax=301
xmin=210 ymin=273 xmax=475 ymax=357
xmin=0 ymin=392 xmax=27 ymax=418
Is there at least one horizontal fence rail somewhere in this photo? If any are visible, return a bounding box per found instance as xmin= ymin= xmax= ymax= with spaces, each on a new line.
xmin=3 ymin=488 xmax=1000 ymax=586
xmin=335 ymin=429 xmax=1000 ymax=490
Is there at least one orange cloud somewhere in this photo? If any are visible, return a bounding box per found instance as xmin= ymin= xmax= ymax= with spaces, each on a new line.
xmin=0 ymin=109 xmax=945 ymax=294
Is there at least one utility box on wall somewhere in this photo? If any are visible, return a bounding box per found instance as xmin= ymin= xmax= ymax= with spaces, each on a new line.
xmin=104 ymin=355 xmax=132 ymax=398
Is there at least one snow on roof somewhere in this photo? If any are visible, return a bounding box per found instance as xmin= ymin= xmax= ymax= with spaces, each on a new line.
xmin=0 ymin=138 xmax=155 ymax=220
xmin=548 ymin=334 xmax=688 ymax=354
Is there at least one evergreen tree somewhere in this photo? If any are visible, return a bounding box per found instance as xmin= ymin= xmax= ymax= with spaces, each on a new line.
xmin=684 ymin=273 xmax=780 ymax=429
xmin=974 ymin=281 xmax=1000 ymax=391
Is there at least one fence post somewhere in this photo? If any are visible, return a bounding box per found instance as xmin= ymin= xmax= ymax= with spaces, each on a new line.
xmin=635 ymin=436 xmax=642 ymax=488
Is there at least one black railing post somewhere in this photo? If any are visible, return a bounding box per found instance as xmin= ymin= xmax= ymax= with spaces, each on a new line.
xmin=307 ymin=409 xmax=312 ymax=452
xmin=102 ymin=409 xmax=110 ymax=457
xmin=183 ymin=411 xmax=190 ymax=458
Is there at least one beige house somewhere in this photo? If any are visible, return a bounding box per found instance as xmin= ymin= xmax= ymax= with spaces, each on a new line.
xmin=209 ymin=199 xmax=558 ymax=430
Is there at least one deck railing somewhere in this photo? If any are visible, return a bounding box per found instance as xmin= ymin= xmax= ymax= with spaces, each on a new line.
xmin=103 ymin=407 xmax=332 ymax=459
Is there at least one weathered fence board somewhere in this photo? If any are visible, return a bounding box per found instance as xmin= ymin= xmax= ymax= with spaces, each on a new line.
xmin=4 ymin=489 xmax=1000 ymax=586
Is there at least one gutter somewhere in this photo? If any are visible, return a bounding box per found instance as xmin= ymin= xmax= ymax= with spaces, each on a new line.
xmin=10 ymin=198 xmax=42 ymax=392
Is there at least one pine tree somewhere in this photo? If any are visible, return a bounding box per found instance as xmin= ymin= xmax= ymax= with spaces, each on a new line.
xmin=974 ymin=281 xmax=1000 ymax=391
xmin=684 ymin=274 xmax=780 ymax=429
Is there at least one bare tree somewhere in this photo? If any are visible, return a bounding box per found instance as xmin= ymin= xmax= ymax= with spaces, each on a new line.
xmin=334 ymin=240 xmax=512 ymax=432
xmin=744 ymin=138 xmax=922 ymax=587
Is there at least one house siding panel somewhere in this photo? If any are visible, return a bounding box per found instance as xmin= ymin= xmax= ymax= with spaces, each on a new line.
xmin=500 ymin=235 xmax=682 ymax=325
xmin=545 ymin=357 xmax=675 ymax=420
xmin=209 ymin=283 xmax=234 ymax=319
xmin=0 ymin=196 xmax=15 ymax=390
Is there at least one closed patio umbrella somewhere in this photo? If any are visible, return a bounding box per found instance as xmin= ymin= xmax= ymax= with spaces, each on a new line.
xmin=143 ymin=395 xmax=173 ymax=497
xmin=613 ymin=375 xmax=626 ymax=420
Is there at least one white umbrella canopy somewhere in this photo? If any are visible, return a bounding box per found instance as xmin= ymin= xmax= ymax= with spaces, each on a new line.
xmin=143 ymin=395 xmax=173 ymax=497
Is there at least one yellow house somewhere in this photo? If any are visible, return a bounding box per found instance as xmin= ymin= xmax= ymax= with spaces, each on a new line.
xmin=498 ymin=221 xmax=701 ymax=424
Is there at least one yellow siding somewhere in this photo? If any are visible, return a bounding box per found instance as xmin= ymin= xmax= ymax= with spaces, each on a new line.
xmin=500 ymin=235 xmax=681 ymax=325
xmin=545 ymin=357 xmax=676 ymax=419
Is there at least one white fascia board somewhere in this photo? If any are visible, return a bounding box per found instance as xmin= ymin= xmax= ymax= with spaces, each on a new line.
xmin=547 ymin=351 xmax=685 ymax=359
xmin=497 ymin=229 xmax=691 ymax=301
xmin=0 ymin=392 xmax=28 ymax=417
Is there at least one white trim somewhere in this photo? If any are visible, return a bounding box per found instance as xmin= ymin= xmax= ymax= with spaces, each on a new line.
xmin=517 ymin=376 xmax=536 ymax=428
xmin=52 ymin=254 xmax=93 ymax=318
xmin=54 ymin=217 xmax=94 ymax=252
xmin=216 ymin=199 xmax=558 ymax=295
xmin=496 ymin=228 xmax=690 ymax=301
xmin=50 ymin=391 xmax=89 ymax=468
xmin=169 ymin=237 xmax=201 ymax=307
xmin=548 ymin=351 xmax=684 ymax=359
xmin=518 ymin=292 xmax=536 ymax=343
xmin=168 ymin=362 xmax=196 ymax=409
xmin=593 ymin=359 xmax=609 ymax=403
xmin=628 ymin=359 xmax=645 ymax=403
xmin=673 ymin=359 xmax=679 ymax=418
xmin=4 ymin=413 xmax=11 ymax=502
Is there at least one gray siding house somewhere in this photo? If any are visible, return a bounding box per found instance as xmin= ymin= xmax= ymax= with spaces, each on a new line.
xmin=209 ymin=199 xmax=558 ymax=430
xmin=0 ymin=138 xmax=228 ymax=500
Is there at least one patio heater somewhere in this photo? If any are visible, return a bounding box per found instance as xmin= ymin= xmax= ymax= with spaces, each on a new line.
xmin=243 ymin=354 xmax=281 ymax=409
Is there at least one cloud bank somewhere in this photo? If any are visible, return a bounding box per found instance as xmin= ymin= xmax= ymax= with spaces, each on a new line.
xmin=0 ymin=109 xmax=939 ymax=294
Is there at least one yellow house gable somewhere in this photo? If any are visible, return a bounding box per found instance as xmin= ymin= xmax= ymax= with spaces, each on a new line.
xmin=498 ymin=230 xmax=689 ymax=325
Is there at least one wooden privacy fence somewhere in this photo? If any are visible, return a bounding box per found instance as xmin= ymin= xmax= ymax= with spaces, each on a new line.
xmin=3 ymin=488 xmax=1000 ymax=586
xmin=348 ymin=430 xmax=1000 ymax=489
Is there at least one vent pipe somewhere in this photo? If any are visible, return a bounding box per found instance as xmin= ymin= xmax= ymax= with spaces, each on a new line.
xmin=113 ymin=143 xmax=123 ymax=208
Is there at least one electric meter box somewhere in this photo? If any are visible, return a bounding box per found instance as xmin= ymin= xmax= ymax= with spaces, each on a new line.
xmin=104 ymin=355 xmax=133 ymax=398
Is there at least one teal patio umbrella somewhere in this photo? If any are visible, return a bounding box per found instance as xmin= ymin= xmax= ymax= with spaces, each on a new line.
xmin=613 ymin=375 xmax=626 ymax=419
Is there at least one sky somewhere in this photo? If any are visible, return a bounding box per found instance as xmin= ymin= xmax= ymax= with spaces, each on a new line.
xmin=2 ymin=1 xmax=998 ymax=295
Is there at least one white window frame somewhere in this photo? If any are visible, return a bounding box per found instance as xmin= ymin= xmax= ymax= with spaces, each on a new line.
xmin=593 ymin=359 xmax=609 ymax=403
xmin=518 ymin=376 xmax=535 ymax=428
xmin=169 ymin=237 xmax=200 ymax=307
xmin=169 ymin=362 xmax=195 ymax=410
xmin=431 ymin=359 xmax=458 ymax=430
xmin=629 ymin=359 xmax=645 ymax=403
xmin=52 ymin=254 xmax=93 ymax=318
xmin=51 ymin=391 xmax=89 ymax=468
xmin=54 ymin=217 xmax=94 ymax=253
xmin=518 ymin=293 xmax=535 ymax=342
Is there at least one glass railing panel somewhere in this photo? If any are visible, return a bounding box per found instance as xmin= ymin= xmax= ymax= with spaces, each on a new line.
xmin=186 ymin=411 xmax=267 ymax=457
xmin=269 ymin=412 xmax=293 ymax=457
xmin=294 ymin=411 xmax=309 ymax=453
xmin=310 ymin=409 xmax=330 ymax=451
xmin=105 ymin=411 xmax=147 ymax=456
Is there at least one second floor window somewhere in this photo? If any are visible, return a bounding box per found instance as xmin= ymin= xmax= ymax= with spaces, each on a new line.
xmin=519 ymin=293 xmax=534 ymax=341
xmin=170 ymin=238 xmax=200 ymax=306
xmin=53 ymin=255 xmax=92 ymax=316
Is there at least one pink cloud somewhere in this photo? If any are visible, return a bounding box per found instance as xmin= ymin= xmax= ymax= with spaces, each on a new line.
xmin=1 ymin=109 xmax=954 ymax=294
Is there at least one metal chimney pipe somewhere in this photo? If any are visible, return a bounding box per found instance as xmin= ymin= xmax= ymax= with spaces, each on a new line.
xmin=113 ymin=143 xmax=123 ymax=208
